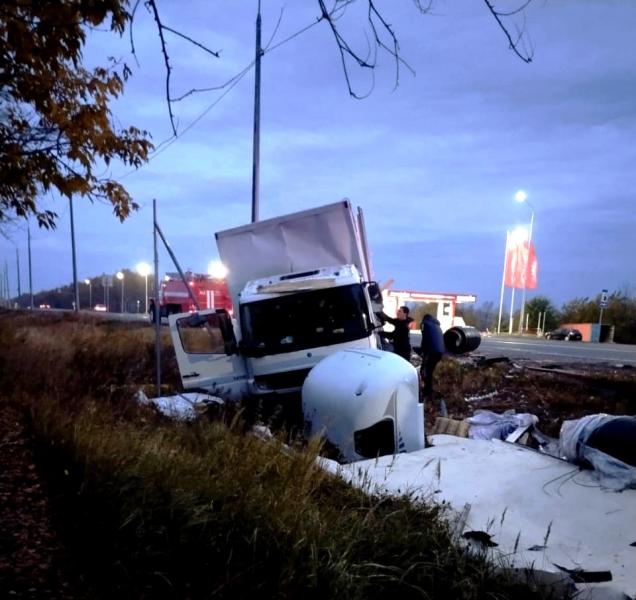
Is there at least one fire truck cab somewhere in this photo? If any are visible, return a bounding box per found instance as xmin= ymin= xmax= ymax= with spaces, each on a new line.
xmin=160 ymin=272 xmax=232 ymax=317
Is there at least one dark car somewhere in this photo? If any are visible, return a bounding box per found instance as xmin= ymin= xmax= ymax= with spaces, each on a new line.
xmin=544 ymin=327 xmax=582 ymax=341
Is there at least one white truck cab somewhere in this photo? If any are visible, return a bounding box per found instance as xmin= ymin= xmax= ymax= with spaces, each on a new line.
xmin=168 ymin=200 xmax=385 ymax=401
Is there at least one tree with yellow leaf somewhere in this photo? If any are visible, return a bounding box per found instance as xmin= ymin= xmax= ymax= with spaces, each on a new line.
xmin=0 ymin=1 xmax=152 ymax=229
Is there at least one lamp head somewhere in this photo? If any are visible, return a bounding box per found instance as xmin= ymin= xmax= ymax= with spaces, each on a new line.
xmin=136 ymin=262 xmax=151 ymax=277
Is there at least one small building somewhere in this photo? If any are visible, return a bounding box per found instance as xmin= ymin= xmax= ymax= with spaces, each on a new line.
xmin=561 ymin=323 xmax=614 ymax=343
xmin=382 ymin=289 xmax=477 ymax=333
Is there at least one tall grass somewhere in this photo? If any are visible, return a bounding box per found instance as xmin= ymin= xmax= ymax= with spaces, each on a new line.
xmin=0 ymin=311 xmax=557 ymax=599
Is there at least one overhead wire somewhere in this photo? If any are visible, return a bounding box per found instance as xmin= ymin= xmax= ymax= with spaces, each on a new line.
xmin=116 ymin=10 xmax=325 ymax=185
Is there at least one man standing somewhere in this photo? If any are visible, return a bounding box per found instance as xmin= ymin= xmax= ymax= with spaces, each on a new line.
xmin=420 ymin=314 xmax=445 ymax=399
xmin=377 ymin=305 xmax=414 ymax=362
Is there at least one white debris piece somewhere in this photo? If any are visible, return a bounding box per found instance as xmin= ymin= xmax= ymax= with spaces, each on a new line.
xmin=466 ymin=410 xmax=538 ymax=441
xmin=320 ymin=435 xmax=636 ymax=599
xmin=135 ymin=389 xmax=223 ymax=420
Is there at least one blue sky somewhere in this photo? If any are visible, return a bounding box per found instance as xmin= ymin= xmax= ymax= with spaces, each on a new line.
xmin=2 ymin=0 xmax=635 ymax=307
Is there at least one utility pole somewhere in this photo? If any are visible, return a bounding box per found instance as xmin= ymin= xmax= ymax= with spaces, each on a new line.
xmin=16 ymin=247 xmax=21 ymax=302
xmin=69 ymin=197 xmax=80 ymax=311
xmin=28 ymin=224 xmax=33 ymax=309
xmin=153 ymin=199 xmax=161 ymax=395
xmin=4 ymin=261 xmax=9 ymax=307
xmin=251 ymin=0 xmax=262 ymax=223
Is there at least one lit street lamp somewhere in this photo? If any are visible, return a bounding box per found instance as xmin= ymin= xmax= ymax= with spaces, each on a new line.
xmin=207 ymin=260 xmax=228 ymax=279
xmin=84 ymin=278 xmax=92 ymax=310
xmin=116 ymin=271 xmax=125 ymax=313
xmin=515 ymin=190 xmax=535 ymax=334
xmin=136 ymin=262 xmax=152 ymax=314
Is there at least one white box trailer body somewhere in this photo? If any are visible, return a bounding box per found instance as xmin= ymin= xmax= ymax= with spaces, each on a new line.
xmin=215 ymin=200 xmax=372 ymax=312
xmin=169 ymin=201 xmax=383 ymax=400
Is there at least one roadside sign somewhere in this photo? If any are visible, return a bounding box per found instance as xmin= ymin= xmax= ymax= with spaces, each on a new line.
xmin=600 ymin=288 xmax=608 ymax=308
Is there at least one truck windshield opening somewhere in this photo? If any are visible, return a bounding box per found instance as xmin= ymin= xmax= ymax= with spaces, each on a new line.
xmin=240 ymin=284 xmax=372 ymax=355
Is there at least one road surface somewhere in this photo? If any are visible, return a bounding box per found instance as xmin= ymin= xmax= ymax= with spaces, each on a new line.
xmin=477 ymin=335 xmax=636 ymax=366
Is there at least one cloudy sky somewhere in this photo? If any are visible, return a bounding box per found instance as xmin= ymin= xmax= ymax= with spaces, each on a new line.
xmin=3 ymin=0 xmax=635 ymax=309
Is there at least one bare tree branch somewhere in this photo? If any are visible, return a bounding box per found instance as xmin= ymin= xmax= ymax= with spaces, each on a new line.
xmin=145 ymin=0 xmax=177 ymax=135
xmin=129 ymin=0 xmax=141 ymax=67
xmin=483 ymin=0 xmax=534 ymax=63
xmin=161 ymin=24 xmax=221 ymax=58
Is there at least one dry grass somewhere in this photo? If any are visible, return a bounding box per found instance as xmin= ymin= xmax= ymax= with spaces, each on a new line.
xmin=0 ymin=310 xmax=561 ymax=599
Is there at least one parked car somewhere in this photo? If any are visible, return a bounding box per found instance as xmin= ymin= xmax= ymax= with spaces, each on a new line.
xmin=545 ymin=327 xmax=582 ymax=341
xmin=93 ymin=304 xmax=107 ymax=312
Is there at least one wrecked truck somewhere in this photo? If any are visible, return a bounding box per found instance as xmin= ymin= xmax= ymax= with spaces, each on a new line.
xmin=168 ymin=201 xmax=386 ymax=401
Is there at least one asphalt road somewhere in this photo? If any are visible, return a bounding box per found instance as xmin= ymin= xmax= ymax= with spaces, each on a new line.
xmin=477 ymin=335 xmax=636 ymax=366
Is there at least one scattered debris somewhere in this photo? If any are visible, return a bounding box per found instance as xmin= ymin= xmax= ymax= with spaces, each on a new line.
xmin=135 ymin=389 xmax=223 ymax=421
xmin=462 ymin=530 xmax=498 ymax=547
xmin=466 ymin=410 xmax=538 ymax=441
xmin=474 ymin=356 xmax=510 ymax=367
xmin=552 ymin=563 xmax=612 ymax=584
xmin=430 ymin=417 xmax=470 ymax=438
xmin=465 ymin=390 xmax=499 ymax=403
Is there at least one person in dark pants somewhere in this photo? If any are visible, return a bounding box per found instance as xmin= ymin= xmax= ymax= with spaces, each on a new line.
xmin=377 ymin=305 xmax=414 ymax=362
xmin=420 ymin=314 xmax=445 ymax=399
xmin=148 ymin=298 xmax=157 ymax=324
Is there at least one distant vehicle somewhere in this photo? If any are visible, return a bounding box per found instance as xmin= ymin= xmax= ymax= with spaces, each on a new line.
xmin=545 ymin=327 xmax=582 ymax=341
xmin=94 ymin=304 xmax=107 ymax=312
xmin=39 ymin=303 xmax=50 ymax=309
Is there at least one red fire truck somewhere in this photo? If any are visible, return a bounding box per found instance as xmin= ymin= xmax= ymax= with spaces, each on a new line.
xmin=159 ymin=272 xmax=233 ymax=317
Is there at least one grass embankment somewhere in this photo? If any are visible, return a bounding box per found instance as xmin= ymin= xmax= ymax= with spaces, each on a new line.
xmin=0 ymin=311 xmax=555 ymax=599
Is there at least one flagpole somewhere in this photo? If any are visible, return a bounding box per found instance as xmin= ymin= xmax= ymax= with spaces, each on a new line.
xmin=508 ymin=287 xmax=515 ymax=334
xmin=497 ymin=230 xmax=509 ymax=334
xmin=518 ymin=206 xmax=535 ymax=334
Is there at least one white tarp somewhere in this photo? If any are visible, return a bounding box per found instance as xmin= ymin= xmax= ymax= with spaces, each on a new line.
xmin=320 ymin=435 xmax=636 ymax=599
xmin=136 ymin=390 xmax=223 ymax=420
xmin=215 ymin=200 xmax=370 ymax=306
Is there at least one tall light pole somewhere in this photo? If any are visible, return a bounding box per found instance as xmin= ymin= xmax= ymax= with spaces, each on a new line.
xmin=136 ymin=262 xmax=151 ymax=314
xmin=116 ymin=271 xmax=125 ymax=313
xmin=84 ymin=278 xmax=92 ymax=309
xmin=515 ymin=190 xmax=535 ymax=334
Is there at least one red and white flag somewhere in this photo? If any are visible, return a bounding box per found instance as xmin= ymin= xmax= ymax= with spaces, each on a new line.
xmin=504 ymin=229 xmax=538 ymax=289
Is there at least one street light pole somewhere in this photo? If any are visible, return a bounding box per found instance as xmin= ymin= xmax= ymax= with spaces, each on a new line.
xmin=84 ymin=279 xmax=92 ymax=309
xmin=116 ymin=271 xmax=124 ymax=313
xmin=136 ymin=262 xmax=151 ymax=314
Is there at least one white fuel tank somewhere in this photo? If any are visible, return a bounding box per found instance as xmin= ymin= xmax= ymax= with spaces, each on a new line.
xmin=302 ymin=348 xmax=425 ymax=463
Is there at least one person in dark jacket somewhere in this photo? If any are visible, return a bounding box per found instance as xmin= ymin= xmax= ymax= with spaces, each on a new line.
xmin=378 ymin=305 xmax=414 ymax=362
xmin=420 ymin=314 xmax=445 ymax=398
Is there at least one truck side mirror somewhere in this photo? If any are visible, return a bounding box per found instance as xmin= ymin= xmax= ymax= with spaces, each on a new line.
xmin=366 ymin=282 xmax=382 ymax=303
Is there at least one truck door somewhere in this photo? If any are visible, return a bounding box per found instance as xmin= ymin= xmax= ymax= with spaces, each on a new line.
xmin=169 ymin=309 xmax=248 ymax=401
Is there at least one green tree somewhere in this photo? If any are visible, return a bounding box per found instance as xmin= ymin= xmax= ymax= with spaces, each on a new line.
xmin=560 ymin=297 xmax=598 ymax=324
xmin=603 ymin=291 xmax=636 ymax=344
xmin=0 ymin=0 xmax=152 ymax=229
xmin=525 ymin=295 xmax=559 ymax=332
